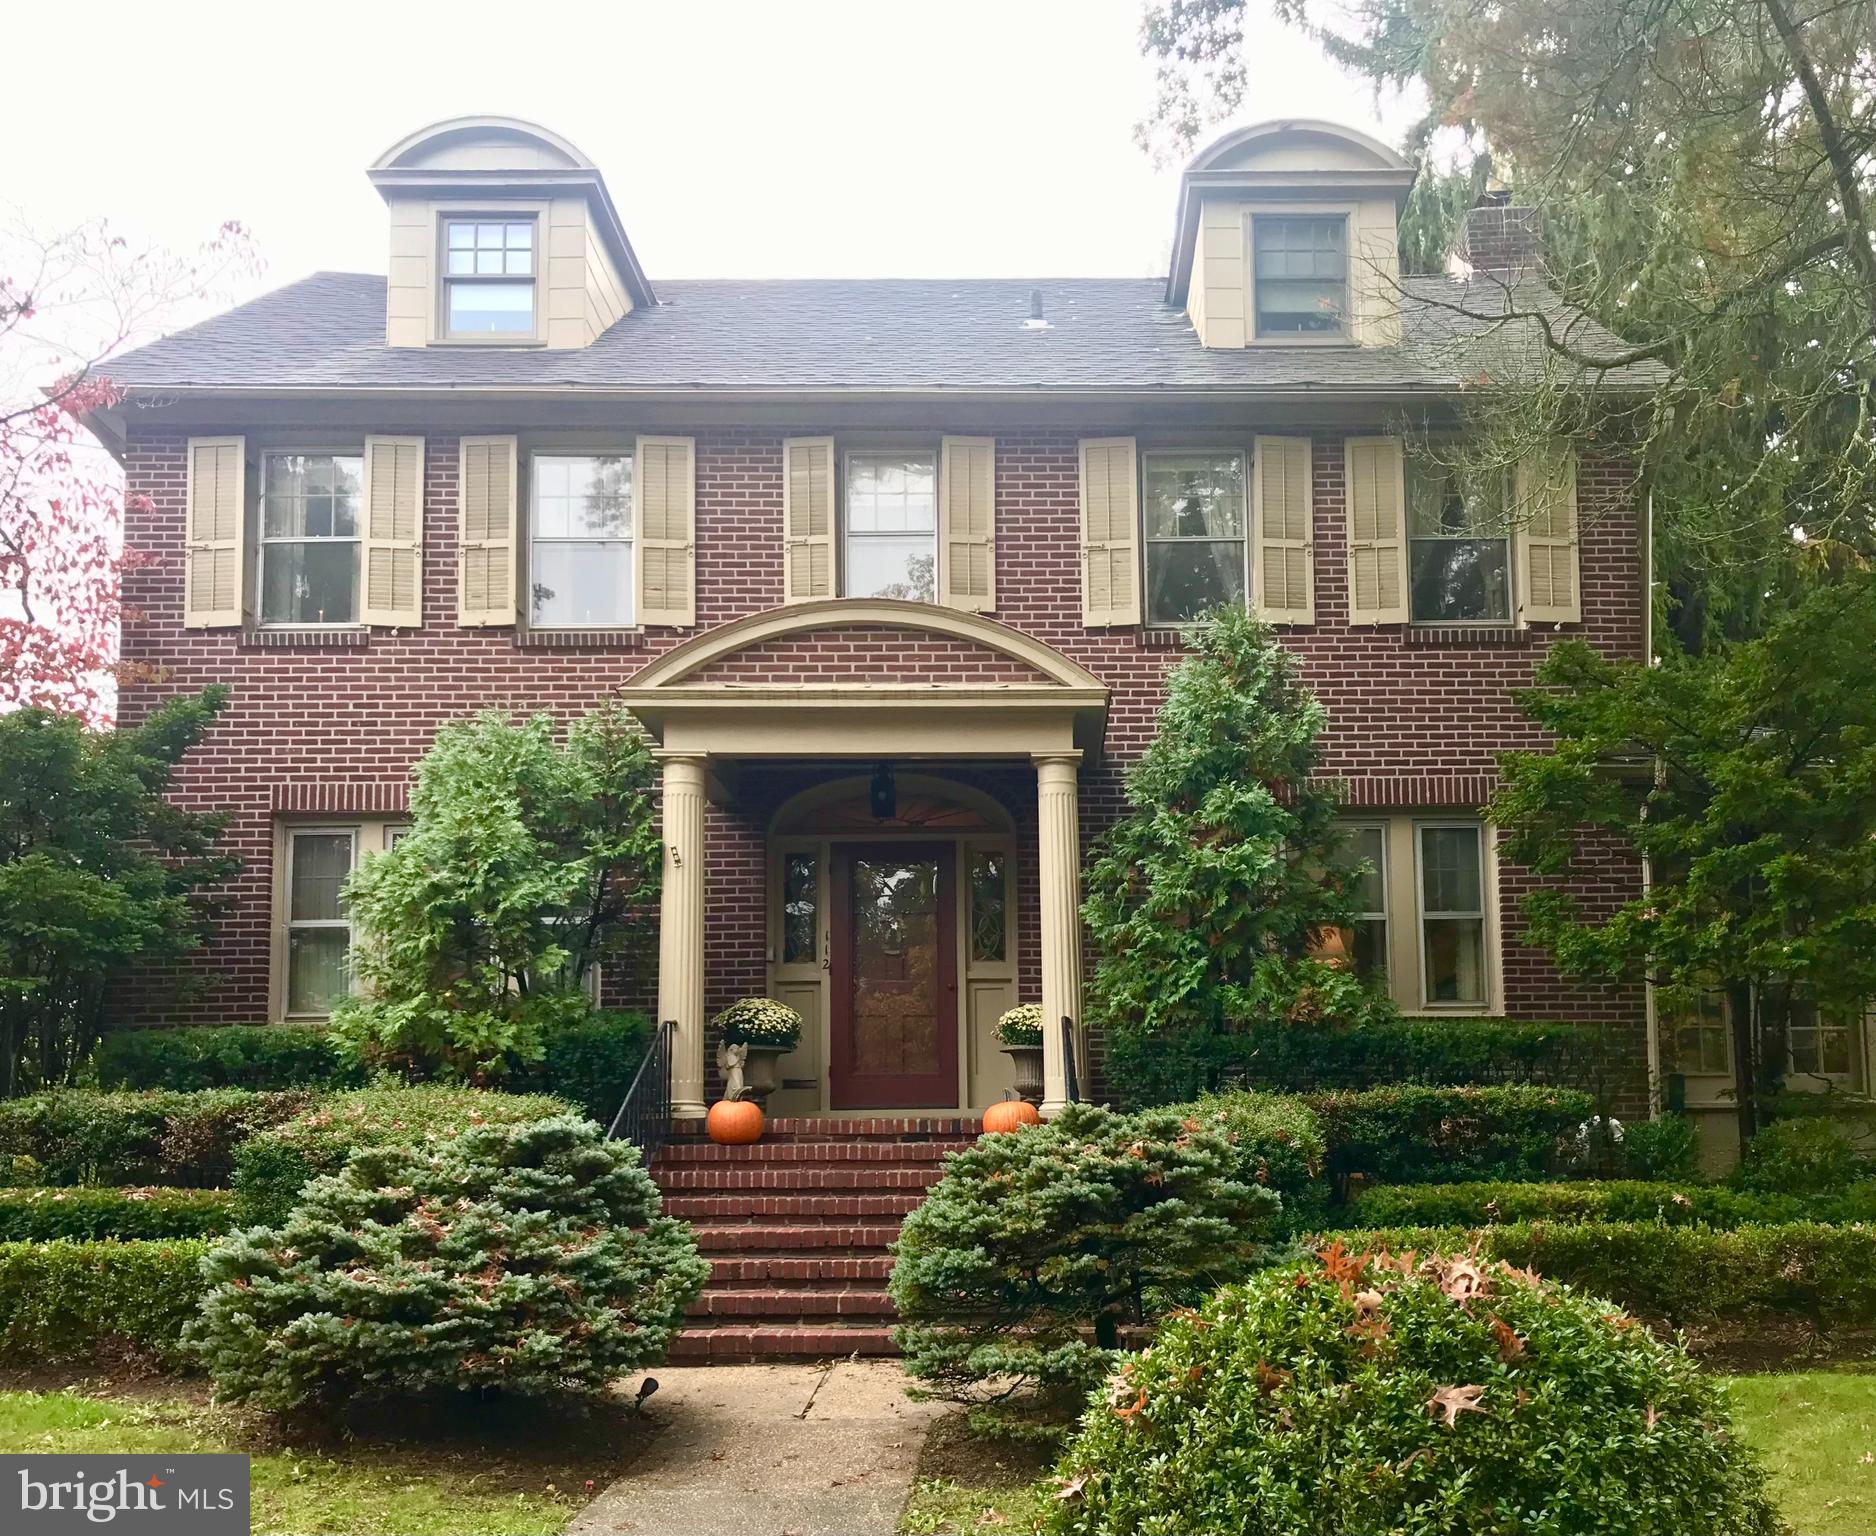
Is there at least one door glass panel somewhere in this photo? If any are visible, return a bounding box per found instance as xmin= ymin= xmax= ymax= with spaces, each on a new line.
xmin=782 ymin=852 xmax=818 ymax=965
xmin=968 ymin=850 xmax=1007 ymax=964
xmin=849 ymin=856 xmax=941 ymax=1076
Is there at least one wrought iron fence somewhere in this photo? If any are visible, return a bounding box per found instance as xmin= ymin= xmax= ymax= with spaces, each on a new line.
xmin=607 ymin=1019 xmax=675 ymax=1167
xmin=1062 ymin=1015 xmax=1081 ymax=1104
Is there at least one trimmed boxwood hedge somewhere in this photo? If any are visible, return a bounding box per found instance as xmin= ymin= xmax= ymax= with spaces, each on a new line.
xmin=0 ymin=1239 xmax=209 ymax=1364
xmin=1349 ymin=1179 xmax=1876 ymax=1231
xmin=0 ymin=1187 xmax=238 ymax=1241
xmin=93 ymin=1024 xmax=364 ymax=1092
xmin=1330 ymin=1221 xmax=1876 ymax=1331
xmin=512 ymin=1011 xmax=653 ymax=1121
xmin=0 ymin=1089 xmax=312 ymax=1188
xmin=231 ymin=1086 xmax=577 ymax=1226
xmin=1305 ymin=1084 xmax=1596 ymax=1187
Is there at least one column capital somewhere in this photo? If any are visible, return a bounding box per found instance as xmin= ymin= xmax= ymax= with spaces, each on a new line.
xmin=1031 ymin=750 xmax=1084 ymax=771
xmin=653 ymin=749 xmax=710 ymax=767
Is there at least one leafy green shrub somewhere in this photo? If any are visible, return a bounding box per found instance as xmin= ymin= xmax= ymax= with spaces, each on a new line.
xmin=890 ymin=1102 xmax=1279 ymax=1426
xmin=1615 ymin=1112 xmax=1701 ymax=1179
xmin=93 ymin=1024 xmax=364 ymax=1092
xmin=1306 ymin=1084 xmax=1594 ymax=1187
xmin=1347 ymin=1178 xmax=1876 ymax=1230
xmin=231 ymin=1086 xmax=574 ymax=1226
xmin=511 ymin=1011 xmax=652 ymax=1121
xmin=0 ymin=1186 xmax=238 ymax=1241
xmin=0 ymin=1239 xmax=209 ymax=1365
xmin=0 ymin=1089 xmax=311 ymax=1187
xmin=1045 ymin=1246 xmax=1781 ymax=1536
xmin=1173 ymin=1090 xmax=1328 ymax=1235
xmin=187 ymin=1115 xmax=707 ymax=1416
xmin=1738 ymin=1116 xmax=1862 ymax=1195
xmin=1337 ymin=1221 xmax=1876 ymax=1331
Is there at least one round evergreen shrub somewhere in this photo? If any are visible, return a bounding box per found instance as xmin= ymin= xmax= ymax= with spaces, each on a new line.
xmin=187 ymin=1114 xmax=707 ymax=1416
xmin=1045 ymin=1244 xmax=1782 ymax=1536
xmin=890 ymin=1102 xmax=1279 ymax=1427
xmin=1175 ymin=1090 xmax=1329 ymax=1235
xmin=1738 ymin=1116 xmax=1861 ymax=1195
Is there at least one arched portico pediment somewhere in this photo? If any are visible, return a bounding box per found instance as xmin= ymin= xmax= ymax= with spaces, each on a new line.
xmin=618 ymin=600 xmax=1109 ymax=759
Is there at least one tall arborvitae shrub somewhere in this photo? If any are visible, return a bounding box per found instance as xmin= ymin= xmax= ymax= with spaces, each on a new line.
xmin=1082 ymin=607 xmax=1379 ymax=1100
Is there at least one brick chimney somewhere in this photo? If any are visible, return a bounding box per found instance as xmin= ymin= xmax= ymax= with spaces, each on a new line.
xmin=1456 ymin=186 xmax=1544 ymax=274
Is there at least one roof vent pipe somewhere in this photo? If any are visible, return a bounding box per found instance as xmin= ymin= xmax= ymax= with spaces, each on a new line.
xmin=1023 ymin=287 xmax=1052 ymax=331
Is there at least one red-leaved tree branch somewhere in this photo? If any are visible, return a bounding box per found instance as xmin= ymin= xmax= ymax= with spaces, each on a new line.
xmin=0 ymin=217 xmax=259 ymax=724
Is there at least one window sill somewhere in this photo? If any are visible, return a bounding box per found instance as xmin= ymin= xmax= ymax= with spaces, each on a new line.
xmin=242 ymin=627 xmax=369 ymax=650
xmin=1403 ymin=624 xmax=1531 ymax=648
xmin=514 ymin=627 xmax=646 ymax=651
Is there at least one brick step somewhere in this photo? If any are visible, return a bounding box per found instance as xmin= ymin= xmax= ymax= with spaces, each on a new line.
xmin=657 ymin=1139 xmax=965 ymax=1165
xmin=658 ymin=1165 xmax=943 ymax=1193
xmin=669 ymin=1324 xmax=899 ymax=1361
xmin=671 ymin=1116 xmax=980 ymax=1143
xmin=686 ymin=1286 xmax=896 ymax=1320
xmin=691 ymin=1224 xmax=904 ymax=1252
xmin=663 ymin=1193 xmax=925 ymax=1222
xmin=709 ymin=1255 xmax=895 ymax=1284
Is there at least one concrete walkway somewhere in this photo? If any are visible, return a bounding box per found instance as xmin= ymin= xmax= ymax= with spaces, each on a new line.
xmin=566 ymin=1360 xmax=942 ymax=1536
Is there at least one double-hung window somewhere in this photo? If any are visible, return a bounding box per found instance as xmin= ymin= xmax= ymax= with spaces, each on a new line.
xmin=844 ymin=452 xmax=936 ymax=601
xmin=1253 ymin=216 xmax=1348 ymax=337
xmin=260 ymin=452 xmax=363 ymax=625
xmin=529 ymin=453 xmax=634 ymax=627
xmin=443 ymin=218 xmax=536 ymax=338
xmin=1786 ymin=992 xmax=1860 ymax=1083
xmin=1408 ymin=459 xmax=1513 ymax=623
xmin=1417 ymin=823 xmax=1488 ymax=1006
xmin=1142 ymin=450 xmax=1248 ymax=625
xmin=285 ymin=828 xmax=356 ymax=1017
xmin=1663 ymin=991 xmax=1732 ymax=1077
xmin=1335 ymin=824 xmax=1390 ymax=983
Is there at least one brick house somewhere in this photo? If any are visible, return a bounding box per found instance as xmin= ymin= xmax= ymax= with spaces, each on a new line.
xmin=92 ymin=117 xmax=1686 ymax=1348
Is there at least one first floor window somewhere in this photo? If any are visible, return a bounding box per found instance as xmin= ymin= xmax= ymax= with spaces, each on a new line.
xmin=1664 ymin=991 xmax=1732 ymax=1077
xmin=1408 ymin=458 xmax=1511 ymax=623
xmin=530 ymin=453 xmax=634 ymax=626
xmin=285 ymin=828 xmax=356 ymax=1017
xmin=1253 ymin=215 xmax=1348 ymax=336
xmin=1787 ymin=994 xmax=1859 ymax=1081
xmin=1334 ymin=823 xmax=1389 ymax=983
xmin=260 ymin=452 xmax=362 ymax=625
xmin=1143 ymin=449 xmax=1247 ymax=625
xmin=444 ymin=218 xmax=536 ymax=337
xmin=844 ymin=452 xmax=936 ymax=600
xmin=1418 ymin=823 xmax=1488 ymax=1006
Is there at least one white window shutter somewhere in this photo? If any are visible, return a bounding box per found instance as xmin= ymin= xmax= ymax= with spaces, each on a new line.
xmin=939 ymin=436 xmax=996 ymax=612
xmin=1344 ymin=436 xmax=1408 ymax=624
xmin=782 ymin=437 xmax=834 ymax=603
xmin=183 ymin=436 xmax=246 ymax=629
xmin=1515 ymin=449 xmax=1581 ymax=625
xmin=636 ymin=436 xmax=697 ymax=628
xmin=361 ymin=435 xmax=424 ymax=628
xmin=1079 ymin=437 xmax=1140 ymax=626
xmin=457 ymin=436 xmax=517 ymax=626
xmin=1253 ymin=435 xmax=1314 ymax=623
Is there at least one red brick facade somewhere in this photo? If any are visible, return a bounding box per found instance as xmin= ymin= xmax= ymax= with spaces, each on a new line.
xmin=115 ymin=421 xmax=1647 ymax=1099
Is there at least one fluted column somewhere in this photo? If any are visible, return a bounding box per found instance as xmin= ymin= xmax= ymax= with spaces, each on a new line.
xmin=656 ymin=752 xmax=709 ymax=1118
xmin=1035 ymin=751 xmax=1084 ymax=1118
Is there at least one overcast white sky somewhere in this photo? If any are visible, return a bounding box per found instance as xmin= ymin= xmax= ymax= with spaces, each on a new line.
xmin=3 ymin=0 xmax=1417 ymax=320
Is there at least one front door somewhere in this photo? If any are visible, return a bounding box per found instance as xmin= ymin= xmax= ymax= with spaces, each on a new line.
xmin=830 ymin=842 xmax=958 ymax=1109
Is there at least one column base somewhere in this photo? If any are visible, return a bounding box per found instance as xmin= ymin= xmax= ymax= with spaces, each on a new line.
xmin=672 ymin=1098 xmax=708 ymax=1120
xmin=1040 ymin=1096 xmax=1071 ymax=1120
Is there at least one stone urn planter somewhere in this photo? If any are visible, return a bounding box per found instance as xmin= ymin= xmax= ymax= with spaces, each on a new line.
xmin=995 ymin=1002 xmax=1045 ymax=1108
xmin=711 ymin=997 xmax=804 ymax=1112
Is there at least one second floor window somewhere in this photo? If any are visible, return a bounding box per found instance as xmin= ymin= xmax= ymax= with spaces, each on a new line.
xmin=260 ymin=452 xmax=362 ymax=625
xmin=444 ymin=219 xmax=536 ymax=337
xmin=1253 ymin=216 xmax=1347 ymax=337
xmin=530 ymin=453 xmax=634 ymax=627
xmin=844 ymin=452 xmax=936 ymax=601
xmin=1408 ymin=459 xmax=1512 ymax=623
xmin=1143 ymin=449 xmax=1248 ymax=625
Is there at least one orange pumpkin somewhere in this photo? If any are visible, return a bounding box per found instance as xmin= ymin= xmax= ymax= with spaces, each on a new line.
xmin=706 ymin=1098 xmax=764 ymax=1145
xmin=982 ymin=1098 xmax=1041 ymax=1134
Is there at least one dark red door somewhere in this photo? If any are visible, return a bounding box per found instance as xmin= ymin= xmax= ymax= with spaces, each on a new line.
xmin=829 ymin=842 xmax=958 ymax=1109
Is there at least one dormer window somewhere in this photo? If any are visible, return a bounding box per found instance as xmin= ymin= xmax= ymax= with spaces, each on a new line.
xmin=1252 ymin=215 xmax=1348 ymax=337
xmin=443 ymin=218 xmax=536 ymax=337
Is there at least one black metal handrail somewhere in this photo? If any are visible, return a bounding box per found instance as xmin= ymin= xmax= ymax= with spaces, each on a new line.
xmin=1061 ymin=1015 xmax=1081 ymax=1104
xmin=608 ymin=1019 xmax=675 ymax=1167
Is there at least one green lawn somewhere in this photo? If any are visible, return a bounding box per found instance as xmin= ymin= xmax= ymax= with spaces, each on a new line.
xmin=0 ymin=1388 xmax=650 ymax=1536
xmin=896 ymin=1373 xmax=1876 ymax=1536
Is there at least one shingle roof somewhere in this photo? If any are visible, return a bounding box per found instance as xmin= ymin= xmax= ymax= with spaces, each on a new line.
xmin=104 ymin=271 xmax=1662 ymax=396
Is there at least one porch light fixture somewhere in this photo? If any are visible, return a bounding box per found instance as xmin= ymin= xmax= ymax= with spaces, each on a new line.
xmin=869 ymin=762 xmax=897 ymax=821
